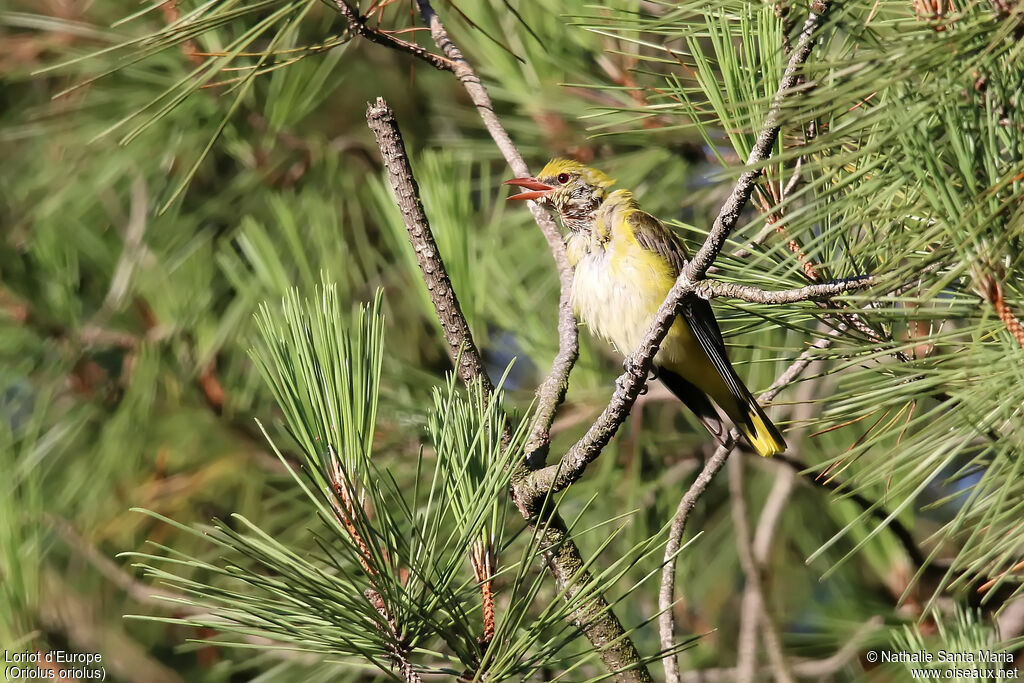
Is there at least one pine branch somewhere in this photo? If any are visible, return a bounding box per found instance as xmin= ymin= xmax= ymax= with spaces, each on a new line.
xmin=674 ymin=617 xmax=880 ymax=682
xmin=696 ymin=275 xmax=876 ymax=304
xmin=331 ymin=0 xmax=454 ymax=72
xmin=413 ymin=0 xmax=578 ymax=467
xmin=729 ymin=455 xmax=795 ymax=683
xmin=521 ymin=0 xmax=834 ymax=504
xmin=366 ymin=98 xmax=652 ymax=683
xmin=366 ymin=588 xmax=422 ymax=683
xmin=658 ymin=330 xmax=840 ymax=683
xmin=364 ymin=99 xmax=494 ymax=391
xmin=981 ymin=274 xmax=1024 ymax=350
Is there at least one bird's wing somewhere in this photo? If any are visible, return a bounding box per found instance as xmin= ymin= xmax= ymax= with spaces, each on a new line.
xmin=627 ymin=210 xmax=752 ymax=412
xmin=657 ymin=368 xmax=729 ymax=446
xmin=628 ymin=210 xmax=690 ymax=275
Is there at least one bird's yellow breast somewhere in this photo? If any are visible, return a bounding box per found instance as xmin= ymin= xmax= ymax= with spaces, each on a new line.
xmin=568 ymin=210 xmax=695 ymax=366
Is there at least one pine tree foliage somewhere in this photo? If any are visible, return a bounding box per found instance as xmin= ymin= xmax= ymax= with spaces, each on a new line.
xmin=891 ymin=606 xmax=1011 ymax=680
xmin=123 ymin=284 xmax=677 ymax=680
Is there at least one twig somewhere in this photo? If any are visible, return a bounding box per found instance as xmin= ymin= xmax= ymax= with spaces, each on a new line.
xmin=981 ymin=274 xmax=1024 ymax=350
xmin=696 ymin=275 xmax=875 ymax=304
xmin=470 ymin=539 xmax=497 ymax=647
xmin=413 ymin=0 xmax=577 ymax=466
xmin=102 ymin=175 xmax=149 ymax=313
xmin=523 ymin=0 xmax=833 ymax=504
xmin=332 ymin=0 xmax=453 ymax=72
xmin=365 ymin=99 xmax=494 ymax=391
xmin=730 ymin=456 xmax=796 ymax=683
xmin=732 ymin=380 xmax=817 ymax=683
xmin=659 ymin=332 xmax=839 ymax=683
xmin=730 ymin=457 xmax=763 ymax=683
xmin=366 ymin=588 xmax=422 ymax=683
xmin=366 ymin=98 xmax=652 ymax=683
xmin=674 ymin=616 xmax=880 ymax=681
xmin=660 ymin=440 xmax=737 ymax=683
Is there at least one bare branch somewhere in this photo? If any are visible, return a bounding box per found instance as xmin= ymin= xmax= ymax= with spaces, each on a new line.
xmin=660 ymin=439 xmax=736 ymax=683
xmin=523 ymin=0 xmax=833 ymax=502
xmin=331 ymin=0 xmax=453 ymax=72
xmin=413 ymin=0 xmax=577 ymax=466
xmin=674 ymin=617 xmax=881 ymax=682
xmin=697 ymin=274 xmax=875 ymax=304
xmin=730 ymin=457 xmax=764 ymax=683
xmin=366 ymin=98 xmax=493 ymax=390
xmin=733 ymin=378 xmax=818 ymax=683
xmin=659 ymin=331 xmax=840 ymax=683
xmin=366 ymin=98 xmax=652 ymax=683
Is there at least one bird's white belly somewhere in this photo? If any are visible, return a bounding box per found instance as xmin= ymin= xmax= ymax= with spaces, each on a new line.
xmin=571 ymin=249 xmax=664 ymax=359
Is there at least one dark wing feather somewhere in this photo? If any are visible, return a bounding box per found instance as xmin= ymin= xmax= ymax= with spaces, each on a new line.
xmin=657 ymin=368 xmax=729 ymax=446
xmin=628 ymin=210 xmax=753 ymax=413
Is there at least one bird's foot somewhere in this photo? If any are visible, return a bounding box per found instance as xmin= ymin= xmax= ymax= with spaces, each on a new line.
xmin=615 ymin=373 xmax=648 ymax=396
xmin=621 ymin=356 xmax=644 ymax=377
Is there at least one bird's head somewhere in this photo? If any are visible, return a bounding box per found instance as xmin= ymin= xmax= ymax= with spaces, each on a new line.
xmin=505 ymin=159 xmax=616 ymax=229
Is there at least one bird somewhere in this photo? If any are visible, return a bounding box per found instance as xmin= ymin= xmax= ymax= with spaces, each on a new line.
xmin=505 ymin=158 xmax=786 ymax=457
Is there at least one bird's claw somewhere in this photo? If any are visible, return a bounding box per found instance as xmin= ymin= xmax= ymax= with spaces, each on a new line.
xmin=622 ymin=356 xmax=644 ymax=376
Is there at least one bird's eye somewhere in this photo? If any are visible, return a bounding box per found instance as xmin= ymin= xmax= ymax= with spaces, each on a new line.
xmin=557 ymin=173 xmax=570 ymax=184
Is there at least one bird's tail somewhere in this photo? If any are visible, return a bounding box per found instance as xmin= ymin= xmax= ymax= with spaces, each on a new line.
xmin=658 ymin=366 xmax=786 ymax=457
xmin=733 ymin=394 xmax=786 ymax=457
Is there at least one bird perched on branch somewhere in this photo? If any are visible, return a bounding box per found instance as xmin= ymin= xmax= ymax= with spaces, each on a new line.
xmin=506 ymin=158 xmax=785 ymax=456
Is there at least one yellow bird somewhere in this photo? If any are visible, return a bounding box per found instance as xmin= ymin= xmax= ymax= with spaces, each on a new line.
xmin=506 ymin=158 xmax=785 ymax=456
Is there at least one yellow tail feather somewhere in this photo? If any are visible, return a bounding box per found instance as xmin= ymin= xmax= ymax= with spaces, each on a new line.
xmin=737 ymin=402 xmax=786 ymax=457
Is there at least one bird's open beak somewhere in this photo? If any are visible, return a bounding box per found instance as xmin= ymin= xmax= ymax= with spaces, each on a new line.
xmin=504 ymin=177 xmax=554 ymax=201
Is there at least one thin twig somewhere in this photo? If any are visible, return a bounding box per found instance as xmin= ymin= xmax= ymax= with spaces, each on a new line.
xmin=982 ymin=274 xmax=1024 ymax=350
xmin=733 ymin=380 xmax=817 ymax=683
xmin=660 ymin=439 xmax=736 ymax=683
xmin=675 ymin=617 xmax=880 ymax=681
xmin=523 ymin=0 xmax=833 ymax=504
xmin=696 ymin=275 xmax=875 ymax=304
xmin=413 ymin=0 xmax=577 ymax=466
xmin=102 ymin=175 xmax=149 ymax=313
xmin=659 ymin=331 xmax=840 ymax=683
xmin=366 ymin=98 xmax=652 ymax=683
xmin=332 ymin=0 xmax=453 ymax=72
xmin=730 ymin=455 xmax=796 ymax=683
xmin=730 ymin=457 xmax=764 ymax=683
